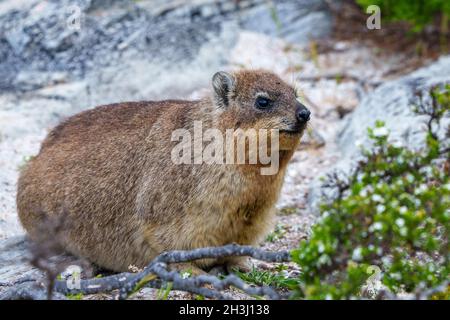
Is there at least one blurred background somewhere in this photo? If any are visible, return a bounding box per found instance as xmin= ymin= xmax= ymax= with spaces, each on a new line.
xmin=0 ymin=0 xmax=449 ymax=297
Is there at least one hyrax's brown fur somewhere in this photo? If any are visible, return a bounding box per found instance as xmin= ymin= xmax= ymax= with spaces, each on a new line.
xmin=17 ymin=70 xmax=309 ymax=272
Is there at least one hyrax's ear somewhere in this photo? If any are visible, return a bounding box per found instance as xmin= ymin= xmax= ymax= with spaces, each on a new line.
xmin=212 ymin=71 xmax=236 ymax=107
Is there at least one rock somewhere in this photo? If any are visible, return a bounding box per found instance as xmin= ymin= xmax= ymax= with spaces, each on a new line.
xmin=0 ymin=236 xmax=81 ymax=297
xmin=0 ymin=236 xmax=36 ymax=289
xmin=4 ymin=29 xmax=31 ymax=54
xmin=339 ymin=56 xmax=450 ymax=155
xmin=0 ymin=0 xmax=332 ymax=92
xmin=240 ymin=0 xmax=331 ymax=44
xmin=307 ymin=55 xmax=450 ymax=214
xmin=299 ymin=127 xmax=326 ymax=150
xmin=13 ymin=71 xmax=69 ymax=91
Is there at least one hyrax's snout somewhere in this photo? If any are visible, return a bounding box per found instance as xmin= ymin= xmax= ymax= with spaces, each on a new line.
xmin=296 ymin=102 xmax=311 ymax=123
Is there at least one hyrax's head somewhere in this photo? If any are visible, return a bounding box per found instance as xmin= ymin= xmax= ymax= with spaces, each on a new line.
xmin=212 ymin=69 xmax=310 ymax=150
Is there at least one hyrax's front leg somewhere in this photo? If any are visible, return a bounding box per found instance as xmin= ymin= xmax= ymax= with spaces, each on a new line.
xmin=205 ymin=257 xmax=253 ymax=276
xmin=224 ymin=257 xmax=253 ymax=273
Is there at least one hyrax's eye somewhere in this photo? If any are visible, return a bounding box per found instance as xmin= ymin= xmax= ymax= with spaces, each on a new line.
xmin=255 ymin=97 xmax=271 ymax=109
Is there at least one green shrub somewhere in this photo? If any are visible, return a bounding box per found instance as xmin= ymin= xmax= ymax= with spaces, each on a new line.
xmin=291 ymin=85 xmax=450 ymax=299
xmin=356 ymin=0 xmax=450 ymax=32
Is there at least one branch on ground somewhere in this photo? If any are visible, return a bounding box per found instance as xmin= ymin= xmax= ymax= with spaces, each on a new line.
xmin=0 ymin=244 xmax=291 ymax=300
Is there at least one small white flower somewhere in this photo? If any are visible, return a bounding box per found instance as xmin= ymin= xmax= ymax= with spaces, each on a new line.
xmin=381 ymin=256 xmax=391 ymax=266
xmin=415 ymin=184 xmax=428 ymax=194
xmin=399 ymin=206 xmax=408 ymax=214
xmin=318 ymin=243 xmax=325 ymax=253
xmin=371 ymin=222 xmax=383 ymax=231
xmin=391 ymin=273 xmax=402 ymax=280
xmin=406 ymin=174 xmax=415 ymax=183
xmin=317 ymin=254 xmax=331 ymax=266
xmin=352 ymin=247 xmax=363 ymax=261
xmin=359 ymin=188 xmax=368 ymax=197
xmin=395 ymin=218 xmax=405 ymax=228
xmin=376 ymin=204 xmax=386 ymax=213
xmin=371 ymin=194 xmax=384 ymax=203
xmin=399 ymin=227 xmax=408 ymax=237
xmin=181 ymin=272 xmax=190 ymax=279
xmin=420 ymin=166 xmax=433 ymax=177
xmin=391 ymin=140 xmax=403 ymax=148
xmin=372 ymin=127 xmax=389 ymax=137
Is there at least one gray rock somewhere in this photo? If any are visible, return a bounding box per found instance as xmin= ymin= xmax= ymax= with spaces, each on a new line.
xmin=0 ymin=236 xmax=36 ymax=288
xmin=299 ymin=127 xmax=326 ymax=150
xmin=13 ymin=71 xmax=69 ymax=91
xmin=240 ymin=0 xmax=331 ymax=44
xmin=0 ymin=0 xmax=331 ymax=92
xmin=339 ymin=55 xmax=450 ymax=158
xmin=4 ymin=29 xmax=30 ymax=54
xmin=307 ymin=56 xmax=450 ymax=214
xmin=0 ymin=236 xmax=81 ymax=297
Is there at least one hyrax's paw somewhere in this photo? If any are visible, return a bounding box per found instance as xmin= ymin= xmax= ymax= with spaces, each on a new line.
xmin=208 ymin=265 xmax=227 ymax=276
xmin=170 ymin=262 xmax=215 ymax=293
xmin=226 ymin=257 xmax=253 ymax=273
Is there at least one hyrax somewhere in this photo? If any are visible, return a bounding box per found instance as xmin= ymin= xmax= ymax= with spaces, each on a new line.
xmin=17 ymin=69 xmax=310 ymax=272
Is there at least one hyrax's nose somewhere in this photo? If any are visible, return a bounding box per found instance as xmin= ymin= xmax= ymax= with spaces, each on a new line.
xmin=296 ymin=104 xmax=311 ymax=122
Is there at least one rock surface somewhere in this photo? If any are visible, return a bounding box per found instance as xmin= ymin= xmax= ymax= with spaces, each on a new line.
xmin=0 ymin=0 xmax=331 ymax=92
xmin=339 ymin=55 xmax=450 ymax=157
xmin=0 ymin=236 xmax=36 ymax=286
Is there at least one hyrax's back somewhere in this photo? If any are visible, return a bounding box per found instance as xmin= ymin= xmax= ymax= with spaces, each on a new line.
xmin=17 ymin=101 xmax=200 ymax=271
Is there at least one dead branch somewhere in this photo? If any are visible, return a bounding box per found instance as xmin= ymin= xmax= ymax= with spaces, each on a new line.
xmin=1 ymin=244 xmax=291 ymax=300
